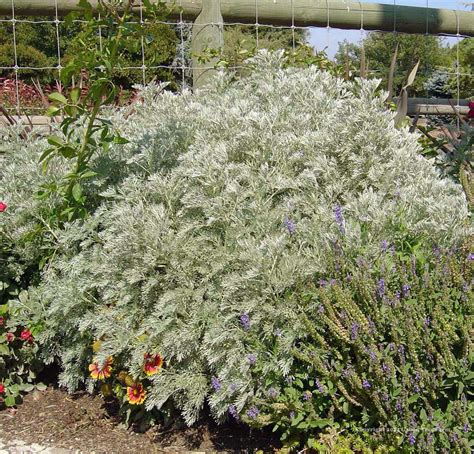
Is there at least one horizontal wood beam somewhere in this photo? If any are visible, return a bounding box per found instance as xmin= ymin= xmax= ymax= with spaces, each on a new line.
xmin=0 ymin=1 xmax=472 ymax=36
xmin=396 ymin=98 xmax=470 ymax=115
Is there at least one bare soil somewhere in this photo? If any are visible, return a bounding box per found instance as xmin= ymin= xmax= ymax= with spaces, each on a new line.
xmin=0 ymin=388 xmax=280 ymax=453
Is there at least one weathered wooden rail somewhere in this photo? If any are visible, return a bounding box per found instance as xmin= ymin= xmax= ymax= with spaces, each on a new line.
xmin=1 ymin=1 xmax=473 ymax=88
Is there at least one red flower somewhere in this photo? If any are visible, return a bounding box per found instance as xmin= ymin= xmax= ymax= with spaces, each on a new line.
xmin=127 ymin=382 xmax=146 ymax=405
xmin=468 ymin=101 xmax=474 ymax=119
xmin=143 ymin=353 xmax=163 ymax=376
xmin=0 ymin=383 xmax=5 ymax=394
xmin=0 ymin=202 xmax=6 ymax=212
xmin=20 ymin=329 xmax=34 ymax=343
xmin=0 ymin=316 xmax=4 ymax=326
xmin=88 ymin=357 xmax=113 ymax=380
xmin=6 ymin=332 xmax=14 ymax=342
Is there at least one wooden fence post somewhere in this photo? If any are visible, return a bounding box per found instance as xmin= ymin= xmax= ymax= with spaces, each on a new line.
xmin=191 ymin=0 xmax=224 ymax=89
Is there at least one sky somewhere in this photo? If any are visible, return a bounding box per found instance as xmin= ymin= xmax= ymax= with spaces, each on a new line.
xmin=309 ymin=0 xmax=472 ymax=58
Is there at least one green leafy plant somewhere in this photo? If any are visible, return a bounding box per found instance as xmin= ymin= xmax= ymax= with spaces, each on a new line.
xmin=240 ymin=241 xmax=473 ymax=451
xmin=0 ymin=291 xmax=45 ymax=409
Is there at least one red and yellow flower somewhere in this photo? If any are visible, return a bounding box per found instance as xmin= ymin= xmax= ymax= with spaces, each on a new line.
xmin=143 ymin=353 xmax=163 ymax=376
xmin=127 ymin=382 xmax=146 ymax=405
xmin=88 ymin=357 xmax=113 ymax=380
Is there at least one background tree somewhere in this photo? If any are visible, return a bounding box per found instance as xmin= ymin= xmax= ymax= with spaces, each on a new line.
xmin=335 ymin=32 xmax=452 ymax=97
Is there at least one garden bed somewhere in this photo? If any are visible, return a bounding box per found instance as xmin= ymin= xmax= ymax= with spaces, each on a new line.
xmin=0 ymin=387 xmax=279 ymax=453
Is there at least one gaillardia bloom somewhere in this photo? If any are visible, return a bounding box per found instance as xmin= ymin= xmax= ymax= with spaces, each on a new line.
xmin=88 ymin=357 xmax=113 ymax=380
xmin=143 ymin=353 xmax=163 ymax=376
xmin=127 ymin=382 xmax=146 ymax=405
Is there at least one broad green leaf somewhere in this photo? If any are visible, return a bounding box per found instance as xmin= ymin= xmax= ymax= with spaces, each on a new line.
xmin=48 ymin=92 xmax=68 ymax=104
xmin=4 ymin=395 xmax=16 ymax=407
xmin=47 ymin=136 xmax=64 ymax=147
xmin=114 ymin=135 xmax=130 ymax=145
xmin=70 ymin=87 xmax=81 ymax=104
xmin=39 ymin=147 xmax=56 ymax=163
xmin=46 ymin=105 xmax=61 ymax=117
xmin=72 ymin=183 xmax=83 ymax=202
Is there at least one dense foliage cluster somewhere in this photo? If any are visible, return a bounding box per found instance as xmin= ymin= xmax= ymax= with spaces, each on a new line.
xmin=0 ymin=52 xmax=472 ymax=451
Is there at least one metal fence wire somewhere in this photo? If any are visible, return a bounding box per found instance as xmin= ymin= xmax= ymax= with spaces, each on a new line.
xmin=0 ymin=0 xmax=472 ymax=115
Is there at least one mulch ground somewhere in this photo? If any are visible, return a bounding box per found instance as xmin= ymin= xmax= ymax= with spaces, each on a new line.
xmin=0 ymin=388 xmax=280 ymax=453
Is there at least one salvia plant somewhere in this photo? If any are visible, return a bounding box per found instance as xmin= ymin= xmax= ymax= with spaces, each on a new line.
xmin=0 ymin=52 xmax=472 ymax=449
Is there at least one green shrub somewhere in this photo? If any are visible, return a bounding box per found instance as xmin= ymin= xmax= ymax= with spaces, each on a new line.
xmin=243 ymin=242 xmax=473 ymax=451
xmin=0 ymin=52 xmax=472 ymax=446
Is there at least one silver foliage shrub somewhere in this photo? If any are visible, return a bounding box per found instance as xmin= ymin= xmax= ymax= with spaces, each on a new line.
xmin=0 ymin=52 xmax=471 ymax=424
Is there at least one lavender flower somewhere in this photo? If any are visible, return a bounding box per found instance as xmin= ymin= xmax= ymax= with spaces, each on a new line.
xmin=211 ymin=376 xmax=221 ymax=391
xmin=284 ymin=217 xmax=296 ymax=235
xmin=377 ymin=278 xmax=385 ymax=298
xmin=402 ymin=284 xmax=411 ymax=297
xmin=317 ymin=304 xmax=325 ymax=314
xmin=424 ymin=316 xmax=431 ymax=327
xmin=267 ymin=387 xmax=278 ymax=398
xmin=368 ymin=350 xmax=377 ymax=362
xmin=382 ymin=363 xmax=390 ymax=375
xmin=350 ymin=322 xmax=359 ymax=341
xmin=333 ymin=204 xmax=345 ymax=235
xmin=362 ymin=379 xmax=371 ymax=390
xmin=381 ymin=239 xmax=389 ymax=252
xmin=408 ymin=432 xmax=416 ymax=446
xmin=395 ymin=399 xmax=403 ymax=413
xmin=315 ymin=380 xmax=325 ymax=393
xmin=247 ymin=354 xmax=257 ymax=365
xmin=302 ymin=390 xmax=312 ymax=401
xmin=289 ymin=411 xmax=295 ymax=420
xmin=240 ymin=313 xmax=250 ymax=331
xmin=319 ymin=279 xmax=328 ymax=287
xmin=341 ymin=366 xmax=353 ymax=378
xmin=228 ymin=405 xmax=239 ymax=420
xmin=368 ymin=317 xmax=375 ymax=333
xmin=229 ymin=383 xmax=237 ymax=392
xmin=247 ymin=406 xmax=259 ymax=419
xmin=463 ymin=423 xmax=470 ymax=433
xmin=468 ymin=253 xmax=474 ymax=261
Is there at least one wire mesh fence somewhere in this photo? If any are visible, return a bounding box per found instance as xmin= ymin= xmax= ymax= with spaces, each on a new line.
xmin=0 ymin=0 xmax=472 ymax=115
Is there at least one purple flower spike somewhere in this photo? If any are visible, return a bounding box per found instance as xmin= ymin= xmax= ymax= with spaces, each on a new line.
xmin=302 ymin=390 xmax=312 ymax=401
xmin=240 ymin=313 xmax=250 ymax=331
xmin=267 ymin=387 xmax=278 ymax=398
xmin=284 ymin=217 xmax=296 ymax=235
xmin=402 ymin=284 xmax=411 ymax=297
xmin=408 ymin=432 xmax=416 ymax=446
xmin=247 ymin=406 xmax=259 ymax=419
xmin=424 ymin=316 xmax=431 ymax=327
xmin=362 ymin=379 xmax=371 ymax=390
xmin=228 ymin=405 xmax=239 ymax=420
xmin=247 ymin=354 xmax=257 ymax=365
xmin=377 ymin=278 xmax=385 ymax=298
xmin=468 ymin=253 xmax=474 ymax=261
xmin=381 ymin=240 xmax=389 ymax=252
xmin=211 ymin=376 xmax=221 ymax=391
xmin=350 ymin=322 xmax=359 ymax=341
xmin=315 ymin=379 xmax=325 ymax=393
xmin=333 ymin=204 xmax=345 ymax=235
